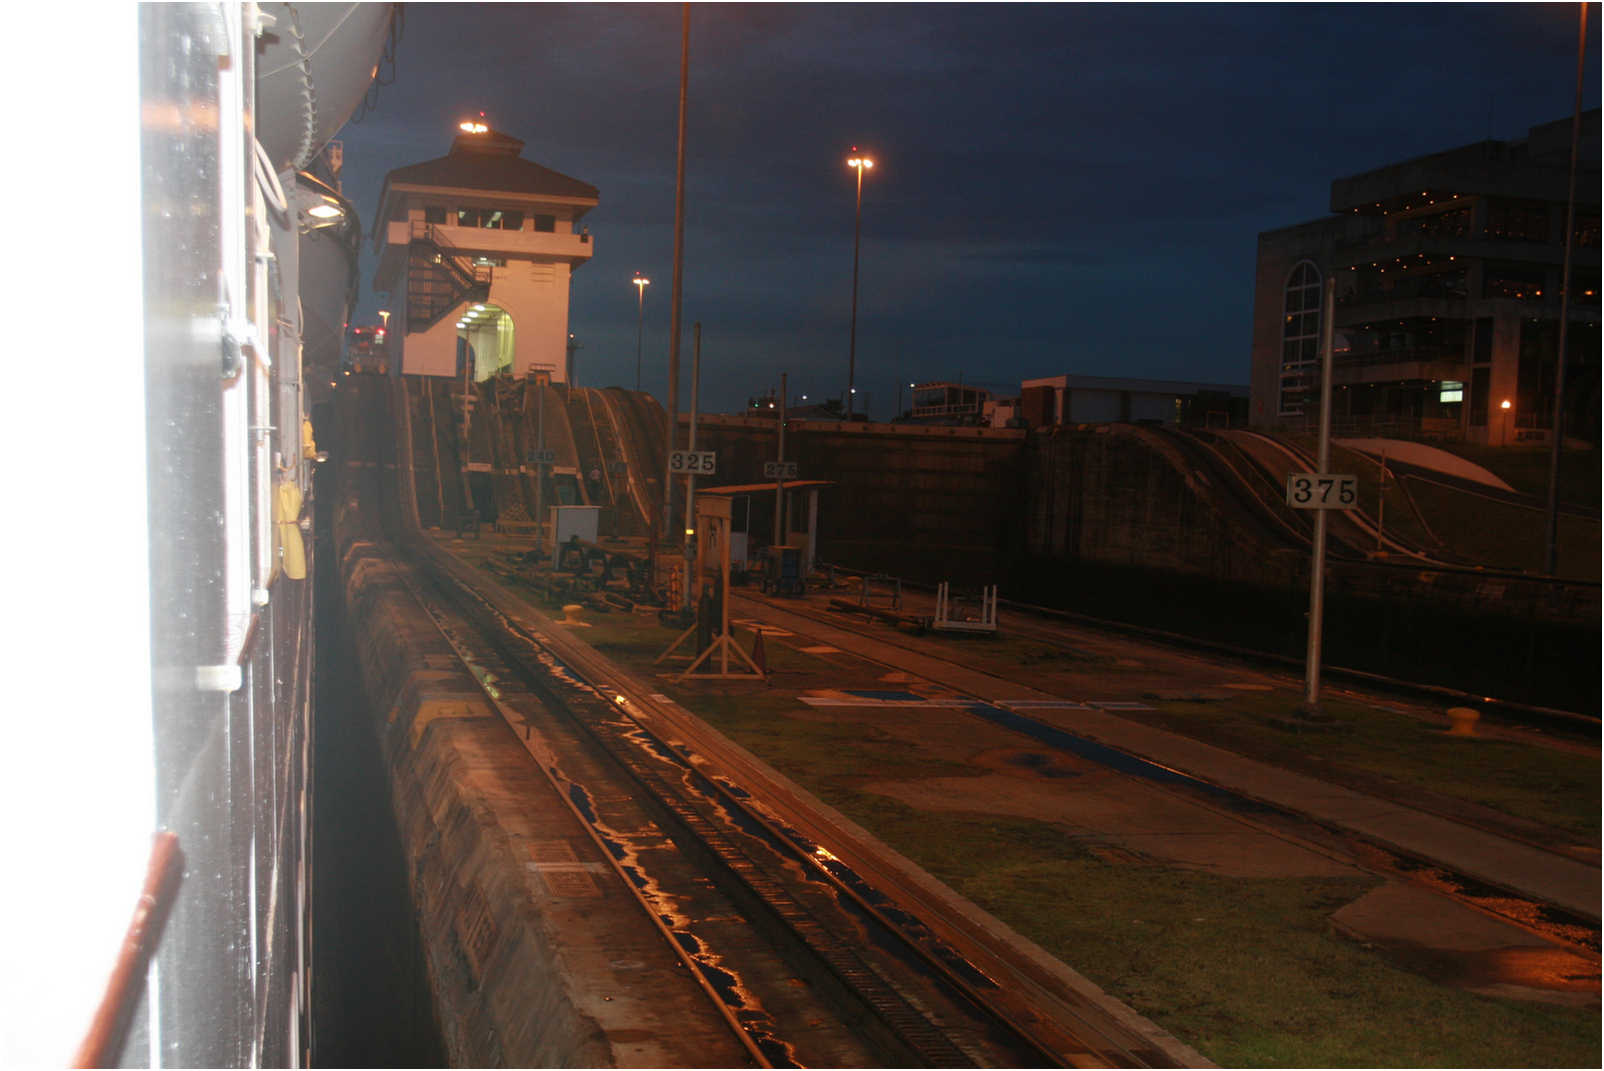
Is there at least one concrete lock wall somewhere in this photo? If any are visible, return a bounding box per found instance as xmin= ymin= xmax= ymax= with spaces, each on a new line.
xmin=332 ymin=524 xmax=614 ymax=1067
xmin=685 ymin=416 xmax=1028 ymax=586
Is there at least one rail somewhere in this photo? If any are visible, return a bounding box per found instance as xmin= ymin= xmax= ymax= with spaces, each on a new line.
xmin=812 ymin=561 xmax=1597 ymax=732
xmin=72 ymin=834 xmax=185 ymax=1068
xmin=406 ymin=539 xmax=1115 ymax=1065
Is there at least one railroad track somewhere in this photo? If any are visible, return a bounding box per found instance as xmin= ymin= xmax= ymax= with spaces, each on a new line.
xmin=805 ymin=566 xmax=1596 ymax=736
xmin=393 ymin=541 xmax=1168 ymax=1067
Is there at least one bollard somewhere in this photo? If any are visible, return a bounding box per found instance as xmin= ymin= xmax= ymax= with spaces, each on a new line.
xmin=561 ymin=603 xmax=588 ymax=627
xmin=1445 ymin=706 xmax=1480 ymax=737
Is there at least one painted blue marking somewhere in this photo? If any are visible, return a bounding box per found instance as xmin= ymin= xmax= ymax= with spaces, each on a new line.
xmin=963 ymin=702 xmax=1279 ymax=815
xmin=846 ymin=689 xmax=926 ymax=701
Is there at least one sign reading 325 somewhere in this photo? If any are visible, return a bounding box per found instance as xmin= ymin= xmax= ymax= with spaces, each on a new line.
xmin=669 ymin=450 xmax=717 ymax=475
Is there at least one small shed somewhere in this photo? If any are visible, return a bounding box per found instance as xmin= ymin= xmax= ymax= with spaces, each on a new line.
xmin=693 ymin=479 xmax=833 ymax=576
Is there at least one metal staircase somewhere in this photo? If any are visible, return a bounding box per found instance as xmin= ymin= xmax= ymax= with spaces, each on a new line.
xmin=406 ymin=221 xmax=491 ymax=331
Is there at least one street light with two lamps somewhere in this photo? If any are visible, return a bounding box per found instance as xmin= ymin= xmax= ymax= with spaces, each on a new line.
xmin=846 ymin=148 xmax=874 ymax=420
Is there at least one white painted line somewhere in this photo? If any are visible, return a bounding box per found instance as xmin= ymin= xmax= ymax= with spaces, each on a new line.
xmin=731 ymin=618 xmax=794 ymax=636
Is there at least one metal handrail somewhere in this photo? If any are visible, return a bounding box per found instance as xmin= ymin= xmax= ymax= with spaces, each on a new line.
xmin=72 ymin=833 xmax=184 ymax=1068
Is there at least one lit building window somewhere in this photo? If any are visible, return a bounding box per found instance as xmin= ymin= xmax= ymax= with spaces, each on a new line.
xmin=1439 ymin=380 xmax=1464 ymax=404
xmin=456 ymin=207 xmax=525 ymax=230
xmin=1279 ymin=261 xmax=1322 ymax=418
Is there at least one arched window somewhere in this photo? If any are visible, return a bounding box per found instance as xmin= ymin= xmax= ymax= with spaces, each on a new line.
xmin=1279 ymin=261 xmax=1322 ymax=418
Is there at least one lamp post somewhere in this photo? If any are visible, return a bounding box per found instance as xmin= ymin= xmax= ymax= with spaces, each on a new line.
xmin=846 ymin=148 xmax=874 ymax=420
xmin=632 ymin=272 xmax=650 ymax=392
xmin=1500 ymin=399 xmax=1512 ymax=446
xmin=1545 ymin=0 xmax=1589 ymax=576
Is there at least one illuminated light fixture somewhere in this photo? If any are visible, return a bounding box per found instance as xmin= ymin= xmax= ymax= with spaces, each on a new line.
xmin=307 ymin=202 xmax=342 ymax=219
xmin=684 ymin=527 xmax=695 ymax=537
xmin=614 ymin=695 xmax=627 ymax=705
xmin=1500 ymin=399 xmax=1512 ymax=410
xmin=473 ymin=304 xmax=486 ymax=312
xmin=456 ymin=322 xmax=467 ymax=329
xmin=847 ymin=151 xmax=874 ymax=171
xmin=459 ymin=119 xmax=488 ymax=134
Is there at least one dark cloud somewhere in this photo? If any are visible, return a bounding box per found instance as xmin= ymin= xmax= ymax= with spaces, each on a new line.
xmin=341 ymin=2 xmax=1600 ymax=415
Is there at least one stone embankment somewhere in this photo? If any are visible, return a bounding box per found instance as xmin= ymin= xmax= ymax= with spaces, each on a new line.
xmin=331 ymin=500 xmax=742 ymax=1067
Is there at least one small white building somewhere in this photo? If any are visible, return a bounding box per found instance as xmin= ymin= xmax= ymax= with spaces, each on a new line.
xmin=373 ymin=122 xmax=597 ymax=382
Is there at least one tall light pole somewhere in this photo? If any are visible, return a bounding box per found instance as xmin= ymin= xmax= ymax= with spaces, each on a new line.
xmin=663 ymin=3 xmax=690 ymax=539
xmin=632 ymin=272 xmax=650 ymax=392
xmin=1545 ymin=0 xmax=1589 ymax=575
xmin=1500 ymin=398 xmax=1513 ymax=446
xmin=846 ymin=148 xmax=874 ymax=420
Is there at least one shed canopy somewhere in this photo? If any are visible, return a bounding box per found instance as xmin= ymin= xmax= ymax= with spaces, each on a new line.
xmin=694 ymin=480 xmax=833 ymax=496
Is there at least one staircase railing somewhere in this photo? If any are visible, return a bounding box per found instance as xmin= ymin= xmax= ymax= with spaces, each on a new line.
xmin=406 ymin=221 xmax=492 ymax=331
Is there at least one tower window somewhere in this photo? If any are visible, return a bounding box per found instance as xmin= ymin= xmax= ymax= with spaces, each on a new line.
xmin=1279 ymin=261 xmax=1322 ymax=418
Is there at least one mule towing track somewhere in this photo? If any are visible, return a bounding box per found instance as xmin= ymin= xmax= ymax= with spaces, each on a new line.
xmin=726 ymin=588 xmax=1601 ymax=947
xmin=407 ymin=533 xmax=1204 ymax=1067
xmin=827 ymin=564 xmax=1595 ymax=737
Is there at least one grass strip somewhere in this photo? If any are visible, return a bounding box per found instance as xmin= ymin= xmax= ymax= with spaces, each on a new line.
xmin=487 ymin=568 xmax=1601 ymax=1065
xmin=1133 ymin=694 xmax=1600 ymax=841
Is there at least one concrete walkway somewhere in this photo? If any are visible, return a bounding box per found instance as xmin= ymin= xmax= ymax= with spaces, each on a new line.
xmin=733 ymin=592 xmax=1601 ymax=921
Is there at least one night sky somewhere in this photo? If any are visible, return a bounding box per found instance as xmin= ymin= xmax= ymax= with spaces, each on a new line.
xmin=335 ymin=3 xmax=1600 ymax=417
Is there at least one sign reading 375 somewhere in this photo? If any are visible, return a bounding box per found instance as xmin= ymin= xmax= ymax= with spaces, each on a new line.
xmin=1286 ymin=473 xmax=1357 ymax=509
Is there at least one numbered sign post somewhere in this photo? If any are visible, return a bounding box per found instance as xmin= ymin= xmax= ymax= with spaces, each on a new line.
xmin=1285 ymin=473 xmax=1357 ymax=509
xmin=669 ymin=450 xmax=717 ymax=475
xmin=762 ymin=461 xmax=799 ymax=480
xmin=1303 ymin=276 xmax=1337 ymax=715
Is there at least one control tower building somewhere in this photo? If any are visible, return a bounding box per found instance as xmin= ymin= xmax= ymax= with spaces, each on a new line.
xmin=373 ymin=120 xmax=598 ymax=383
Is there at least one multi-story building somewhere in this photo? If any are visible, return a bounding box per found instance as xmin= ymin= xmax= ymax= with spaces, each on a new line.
xmin=1250 ymin=112 xmax=1600 ymax=444
xmin=372 ymin=121 xmax=598 ymax=382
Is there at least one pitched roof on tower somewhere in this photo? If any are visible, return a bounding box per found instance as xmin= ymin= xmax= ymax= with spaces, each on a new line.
xmin=380 ymin=125 xmax=599 ymax=202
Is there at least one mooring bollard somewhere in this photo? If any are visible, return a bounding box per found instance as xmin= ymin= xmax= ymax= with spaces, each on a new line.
xmin=1445 ymin=706 xmax=1480 ymax=737
xmin=561 ymin=603 xmax=587 ymax=627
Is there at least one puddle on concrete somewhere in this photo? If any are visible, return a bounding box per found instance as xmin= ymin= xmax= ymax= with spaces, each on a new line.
xmin=1349 ymin=937 xmax=1600 ymax=1006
